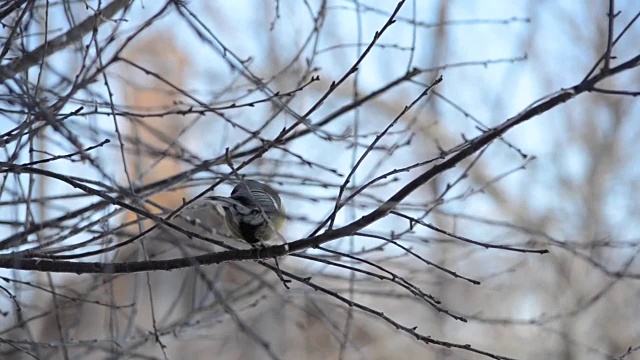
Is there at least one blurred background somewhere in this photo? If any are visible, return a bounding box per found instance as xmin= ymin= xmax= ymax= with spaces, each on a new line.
xmin=1 ymin=0 xmax=639 ymax=359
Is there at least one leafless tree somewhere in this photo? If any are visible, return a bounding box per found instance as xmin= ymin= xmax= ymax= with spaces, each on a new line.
xmin=0 ymin=1 xmax=639 ymax=359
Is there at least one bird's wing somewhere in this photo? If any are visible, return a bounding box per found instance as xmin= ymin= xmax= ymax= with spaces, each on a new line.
xmin=206 ymin=196 xmax=249 ymax=210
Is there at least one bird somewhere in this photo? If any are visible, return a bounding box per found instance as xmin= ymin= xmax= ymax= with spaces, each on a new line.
xmin=206 ymin=179 xmax=285 ymax=246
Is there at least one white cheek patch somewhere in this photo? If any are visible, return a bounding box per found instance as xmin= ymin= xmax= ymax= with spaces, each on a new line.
xmin=234 ymin=204 xmax=253 ymax=215
xmin=245 ymin=213 xmax=265 ymax=226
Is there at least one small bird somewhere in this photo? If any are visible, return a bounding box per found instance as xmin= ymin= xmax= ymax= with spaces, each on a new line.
xmin=207 ymin=180 xmax=285 ymax=246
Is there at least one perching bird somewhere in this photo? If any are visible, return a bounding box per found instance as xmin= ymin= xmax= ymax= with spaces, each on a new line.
xmin=206 ymin=180 xmax=285 ymax=245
